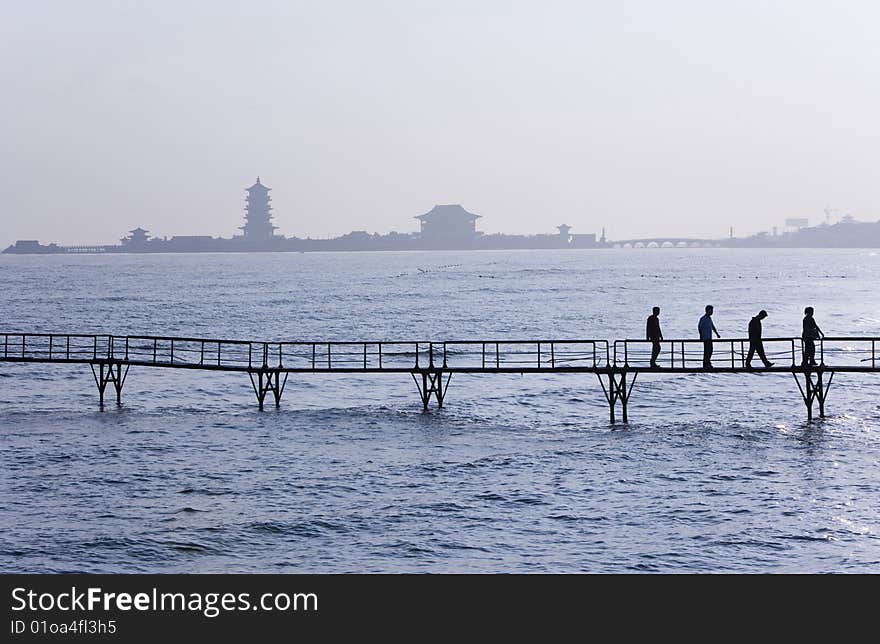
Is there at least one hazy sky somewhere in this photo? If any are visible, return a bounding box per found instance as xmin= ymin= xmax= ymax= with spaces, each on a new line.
xmin=2 ymin=1 xmax=879 ymax=245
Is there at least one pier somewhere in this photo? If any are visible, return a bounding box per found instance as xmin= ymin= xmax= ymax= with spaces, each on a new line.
xmin=1 ymin=333 xmax=878 ymax=422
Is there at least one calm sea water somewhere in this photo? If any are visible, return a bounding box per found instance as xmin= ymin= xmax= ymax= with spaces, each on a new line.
xmin=1 ymin=249 xmax=879 ymax=572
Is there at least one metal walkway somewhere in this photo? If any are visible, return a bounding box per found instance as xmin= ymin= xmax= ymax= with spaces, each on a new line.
xmin=1 ymin=333 xmax=878 ymax=422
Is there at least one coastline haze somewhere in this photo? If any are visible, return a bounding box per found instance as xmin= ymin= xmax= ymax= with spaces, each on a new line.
xmin=2 ymin=1 xmax=879 ymax=246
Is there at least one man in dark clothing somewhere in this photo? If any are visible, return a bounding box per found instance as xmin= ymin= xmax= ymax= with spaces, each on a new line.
xmin=646 ymin=306 xmax=663 ymax=368
xmin=746 ymin=310 xmax=774 ymax=368
xmin=802 ymin=306 xmax=824 ymax=367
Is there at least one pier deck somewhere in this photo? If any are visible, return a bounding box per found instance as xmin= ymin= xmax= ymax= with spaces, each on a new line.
xmin=1 ymin=333 xmax=878 ymax=422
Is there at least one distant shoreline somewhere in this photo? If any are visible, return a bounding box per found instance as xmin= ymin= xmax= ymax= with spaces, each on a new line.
xmin=6 ymin=215 xmax=880 ymax=255
xmin=4 ymin=242 xmax=880 ymax=255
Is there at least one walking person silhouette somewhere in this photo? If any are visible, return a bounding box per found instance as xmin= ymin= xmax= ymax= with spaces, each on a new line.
xmin=698 ymin=305 xmax=721 ymax=368
xmin=646 ymin=306 xmax=663 ymax=368
xmin=802 ymin=306 xmax=824 ymax=367
xmin=746 ymin=310 xmax=774 ymax=368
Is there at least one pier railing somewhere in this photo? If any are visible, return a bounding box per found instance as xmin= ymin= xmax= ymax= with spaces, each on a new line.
xmin=613 ymin=337 xmax=879 ymax=370
xmin=2 ymin=333 xmax=113 ymax=362
xmin=2 ymin=332 xmax=877 ymax=419
xmin=6 ymin=333 xmax=878 ymax=372
xmin=274 ymin=340 xmax=609 ymax=371
xmin=2 ymin=334 xmax=610 ymax=372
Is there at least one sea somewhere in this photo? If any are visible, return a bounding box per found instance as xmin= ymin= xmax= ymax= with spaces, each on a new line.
xmin=1 ymin=248 xmax=879 ymax=573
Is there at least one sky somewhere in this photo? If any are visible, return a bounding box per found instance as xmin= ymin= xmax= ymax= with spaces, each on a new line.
xmin=1 ymin=0 xmax=879 ymax=245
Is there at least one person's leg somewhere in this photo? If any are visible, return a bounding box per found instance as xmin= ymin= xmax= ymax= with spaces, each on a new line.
xmin=703 ymin=341 xmax=713 ymax=367
xmin=746 ymin=343 xmax=755 ymax=367
xmin=757 ymin=342 xmax=772 ymax=367
xmin=651 ymin=341 xmax=660 ymax=366
xmin=805 ymin=339 xmax=816 ymax=366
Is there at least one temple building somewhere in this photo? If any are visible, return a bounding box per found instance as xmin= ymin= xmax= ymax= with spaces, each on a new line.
xmin=121 ymin=227 xmax=150 ymax=248
xmin=240 ymin=177 xmax=278 ymax=240
xmin=415 ymin=204 xmax=480 ymax=244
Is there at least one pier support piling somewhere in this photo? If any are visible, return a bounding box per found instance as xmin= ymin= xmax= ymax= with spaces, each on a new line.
xmin=598 ymin=371 xmax=637 ymax=423
xmin=793 ymin=369 xmax=834 ymax=421
xmin=90 ymin=361 xmax=128 ymax=408
xmin=412 ymin=371 xmax=450 ymax=410
xmin=249 ymin=369 xmax=287 ymax=410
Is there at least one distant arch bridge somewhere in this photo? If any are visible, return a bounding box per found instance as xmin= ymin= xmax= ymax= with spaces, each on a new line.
xmin=611 ymin=238 xmax=721 ymax=249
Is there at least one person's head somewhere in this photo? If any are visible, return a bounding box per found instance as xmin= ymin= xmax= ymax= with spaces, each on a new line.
xmin=705 ymin=305 xmax=714 ymax=316
xmin=652 ymin=306 xmax=660 ymax=316
xmin=805 ymin=306 xmax=814 ymax=316
xmin=758 ymin=310 xmax=768 ymax=319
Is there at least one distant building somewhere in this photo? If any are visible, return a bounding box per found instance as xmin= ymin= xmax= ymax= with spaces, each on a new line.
xmin=726 ymin=216 xmax=880 ymax=248
xmin=415 ymin=204 xmax=480 ymax=245
xmin=121 ymin=227 xmax=150 ymax=248
xmin=557 ymin=224 xmax=572 ymax=241
xmin=240 ymin=177 xmax=278 ymax=240
xmin=570 ymin=233 xmax=598 ymax=248
xmin=2 ymin=240 xmax=64 ymax=254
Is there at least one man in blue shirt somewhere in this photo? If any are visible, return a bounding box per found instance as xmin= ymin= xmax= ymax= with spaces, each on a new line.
xmin=698 ymin=305 xmax=721 ymax=368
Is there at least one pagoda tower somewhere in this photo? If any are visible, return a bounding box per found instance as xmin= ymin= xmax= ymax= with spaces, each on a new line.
xmin=240 ymin=177 xmax=277 ymax=240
